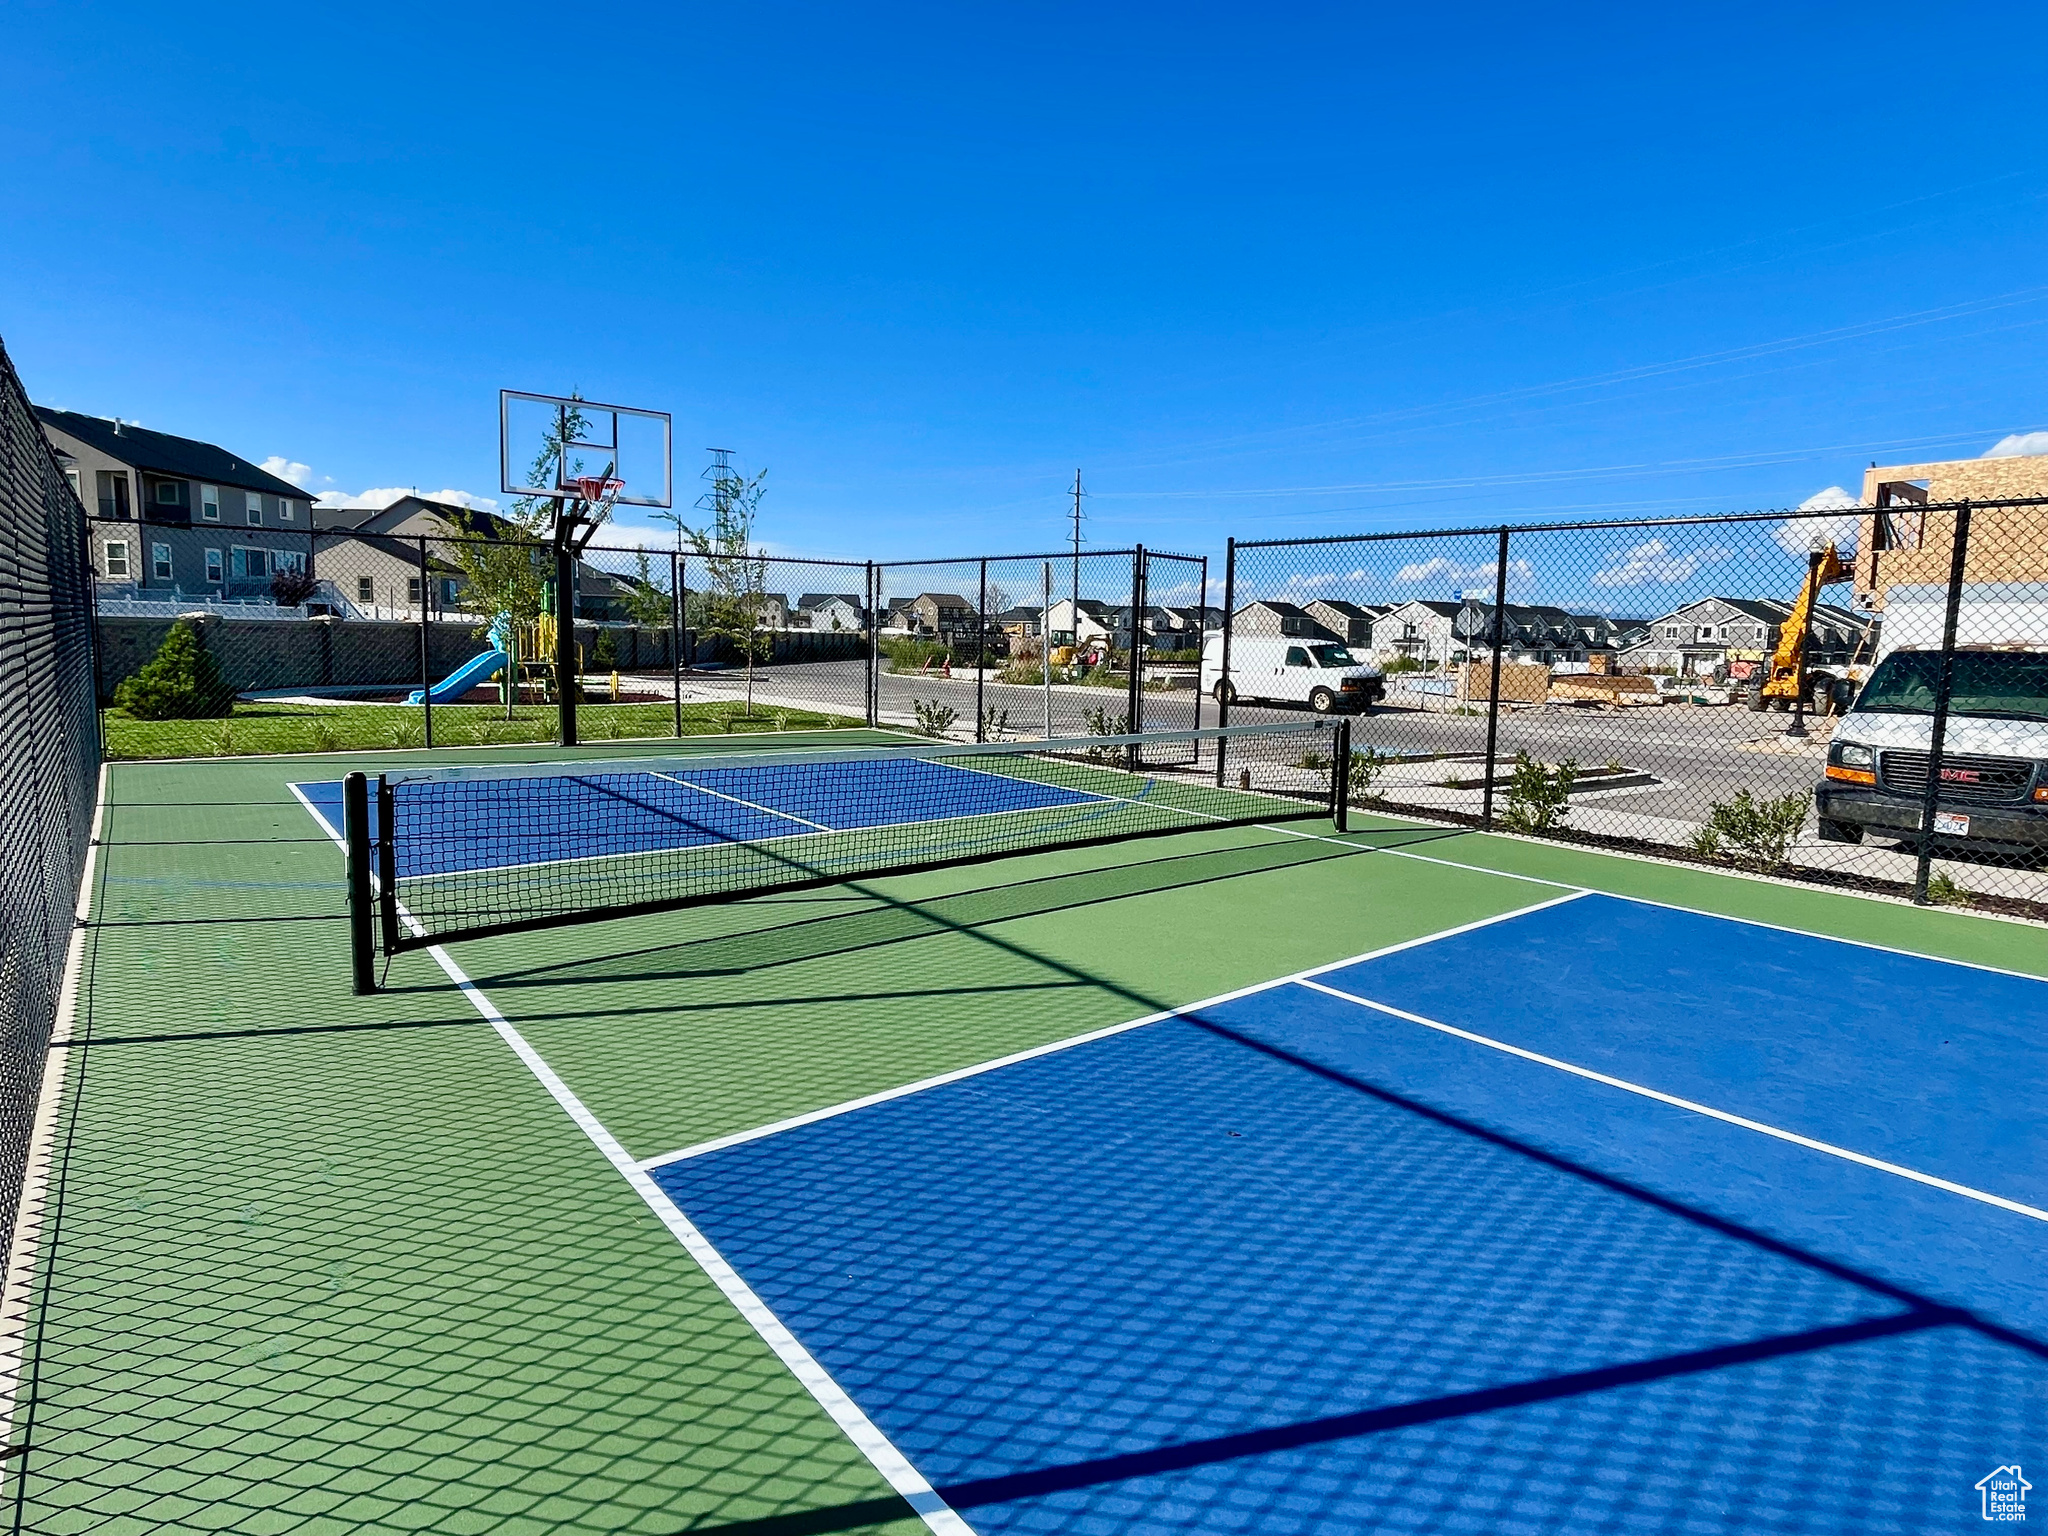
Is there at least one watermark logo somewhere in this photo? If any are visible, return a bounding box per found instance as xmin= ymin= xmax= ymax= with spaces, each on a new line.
xmin=1978 ymin=1465 xmax=2030 ymax=1522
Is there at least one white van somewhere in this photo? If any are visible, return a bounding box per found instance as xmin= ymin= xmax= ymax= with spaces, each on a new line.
xmin=1200 ymin=634 xmax=1386 ymax=714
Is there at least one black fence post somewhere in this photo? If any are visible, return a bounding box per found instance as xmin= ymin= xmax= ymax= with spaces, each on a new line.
xmin=976 ymin=558 xmax=988 ymax=742
xmin=344 ymin=771 xmax=375 ymax=994
xmin=416 ymin=537 xmax=433 ymax=749
xmin=1332 ymin=718 xmax=1352 ymax=832
xmin=670 ymin=550 xmax=684 ymax=738
xmin=375 ymin=774 xmax=400 ymax=959
xmin=1480 ymin=526 xmax=1510 ymax=831
xmin=865 ymin=561 xmax=879 ymax=728
xmin=1127 ymin=545 xmax=1145 ymax=770
xmin=1215 ymin=538 xmax=1236 ymax=787
xmin=1913 ymin=500 xmax=1972 ymax=904
xmin=554 ymin=539 xmax=578 ymax=747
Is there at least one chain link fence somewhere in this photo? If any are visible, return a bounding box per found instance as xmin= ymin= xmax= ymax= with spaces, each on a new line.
xmin=1226 ymin=498 xmax=2048 ymax=916
xmin=0 ymin=337 xmax=99 ymax=1271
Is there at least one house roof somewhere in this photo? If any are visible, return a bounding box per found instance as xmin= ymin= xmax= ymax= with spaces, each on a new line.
xmin=312 ymin=494 xmax=521 ymax=537
xmin=913 ymin=592 xmax=973 ymax=607
xmin=996 ymin=605 xmax=1043 ymax=620
xmin=1306 ymin=599 xmax=1373 ymax=619
xmin=1385 ymin=599 xmax=1462 ymax=618
xmin=38 ymin=407 xmax=309 ymax=499
xmin=1237 ymin=599 xmax=1311 ymax=617
xmin=797 ymin=592 xmax=863 ymax=609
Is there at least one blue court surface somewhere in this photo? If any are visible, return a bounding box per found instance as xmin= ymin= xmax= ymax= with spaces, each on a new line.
xmin=292 ymin=756 xmax=1107 ymax=876
xmin=646 ymin=891 xmax=2048 ymax=1534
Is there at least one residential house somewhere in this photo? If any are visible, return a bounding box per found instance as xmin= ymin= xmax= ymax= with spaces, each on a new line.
xmin=1619 ymin=597 xmax=1873 ymax=677
xmin=39 ymin=408 xmax=322 ymax=608
xmin=995 ymin=604 xmax=1044 ymax=641
xmin=1231 ymin=600 xmax=1338 ymax=640
xmin=1853 ymin=451 xmax=2048 ymax=611
xmin=793 ymin=593 xmax=867 ymax=632
xmin=1372 ymin=600 xmax=1462 ymax=666
xmin=1304 ymin=599 xmax=1375 ymax=646
xmin=1044 ymin=597 xmax=1116 ymax=647
xmin=1450 ymin=603 xmax=1645 ymax=664
xmin=1154 ymin=605 xmax=1223 ymax=650
xmin=909 ymin=593 xmax=976 ymax=639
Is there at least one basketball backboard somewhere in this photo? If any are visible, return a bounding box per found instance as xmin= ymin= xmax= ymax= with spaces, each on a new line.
xmin=499 ymin=390 xmax=673 ymax=508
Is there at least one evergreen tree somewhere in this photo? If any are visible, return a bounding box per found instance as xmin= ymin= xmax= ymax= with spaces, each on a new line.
xmin=115 ymin=619 xmax=235 ymax=720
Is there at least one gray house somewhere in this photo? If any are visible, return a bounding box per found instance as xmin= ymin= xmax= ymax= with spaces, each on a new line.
xmin=1304 ymin=600 xmax=1375 ymax=646
xmin=1620 ymin=596 xmax=1873 ymax=677
xmin=40 ymin=408 xmax=321 ymax=608
xmin=1233 ymin=601 xmax=1338 ymax=640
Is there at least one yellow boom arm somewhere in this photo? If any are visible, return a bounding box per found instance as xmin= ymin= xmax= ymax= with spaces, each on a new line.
xmin=1761 ymin=544 xmax=1849 ymax=699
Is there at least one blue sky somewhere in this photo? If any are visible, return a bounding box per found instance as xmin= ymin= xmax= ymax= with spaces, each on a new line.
xmin=6 ymin=1 xmax=2044 ymax=565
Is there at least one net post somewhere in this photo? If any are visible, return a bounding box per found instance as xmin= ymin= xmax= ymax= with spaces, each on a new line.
xmin=1128 ymin=545 xmax=1145 ymax=771
xmin=670 ymin=550 xmax=683 ymax=738
xmin=554 ymin=538 xmax=579 ymax=746
xmin=976 ymin=559 xmax=988 ymax=742
xmin=416 ymin=537 xmax=434 ymax=749
xmin=1192 ymin=555 xmax=1208 ymax=743
xmin=1215 ymin=538 xmax=1235 ymax=786
xmin=344 ymin=771 xmax=376 ymax=994
xmin=1479 ymin=525 xmax=1510 ymax=831
xmin=375 ymin=775 xmax=400 ymax=958
xmin=1332 ymin=719 xmax=1351 ymax=832
xmin=1913 ymin=499 xmax=1972 ymax=904
xmin=865 ymin=562 xmax=879 ymax=728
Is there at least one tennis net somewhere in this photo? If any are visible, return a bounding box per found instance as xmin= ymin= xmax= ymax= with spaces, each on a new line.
xmin=341 ymin=720 xmax=1352 ymax=982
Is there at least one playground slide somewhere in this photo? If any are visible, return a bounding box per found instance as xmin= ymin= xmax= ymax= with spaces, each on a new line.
xmin=406 ymin=649 xmax=510 ymax=706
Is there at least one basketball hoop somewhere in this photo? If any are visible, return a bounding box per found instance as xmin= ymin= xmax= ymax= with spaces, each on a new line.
xmin=570 ymin=475 xmax=625 ymax=505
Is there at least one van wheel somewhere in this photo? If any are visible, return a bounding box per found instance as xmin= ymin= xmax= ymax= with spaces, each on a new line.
xmin=1309 ymin=687 xmax=1336 ymax=714
xmin=1212 ymin=680 xmax=1235 ymax=705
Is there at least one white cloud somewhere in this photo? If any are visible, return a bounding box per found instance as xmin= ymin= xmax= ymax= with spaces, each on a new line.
xmin=1772 ymin=485 xmax=1861 ymax=558
xmin=1984 ymin=430 xmax=2048 ymax=459
xmin=1591 ymin=538 xmax=1734 ymax=588
xmin=315 ymin=486 xmax=501 ymax=513
xmin=262 ymin=456 xmax=313 ymax=487
xmin=1393 ymin=555 xmax=1533 ymax=589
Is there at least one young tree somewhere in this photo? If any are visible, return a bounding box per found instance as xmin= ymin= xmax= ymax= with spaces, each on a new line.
xmin=681 ymin=462 xmax=770 ymax=714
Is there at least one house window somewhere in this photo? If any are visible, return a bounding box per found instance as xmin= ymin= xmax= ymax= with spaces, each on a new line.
xmin=154 ymin=480 xmax=181 ymax=506
xmin=441 ymin=578 xmax=460 ymax=605
xmin=273 ymin=551 xmax=306 ymax=575
xmin=96 ymin=470 xmax=131 ymax=520
xmin=1664 ymin=625 xmax=1680 ymax=639
xmin=201 ymin=484 xmax=220 ymax=521
xmin=245 ymin=491 xmax=263 ymax=525
xmin=65 ymin=468 xmax=82 ymax=502
xmin=278 ymin=499 xmax=295 ymax=521
xmin=103 ymin=541 xmax=129 ymax=578
xmin=151 ymin=543 xmax=172 ymax=580
xmin=356 ymin=576 xmax=374 ymax=603
xmin=205 ymin=549 xmax=224 ymax=584
xmin=407 ymin=577 xmax=422 ymax=604
xmin=231 ymin=547 xmax=269 ymax=579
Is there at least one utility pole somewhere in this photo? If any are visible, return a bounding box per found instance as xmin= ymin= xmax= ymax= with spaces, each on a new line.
xmin=1068 ymin=469 xmax=1085 ymax=652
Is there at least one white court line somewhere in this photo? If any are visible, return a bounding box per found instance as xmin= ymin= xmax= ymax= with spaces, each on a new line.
xmin=648 ymin=770 xmax=835 ymax=832
xmin=422 ymin=941 xmax=976 ymax=1536
xmin=637 ymin=889 xmax=1591 ymax=1170
xmin=0 ymin=762 xmax=111 ymax=1472
xmin=1295 ymin=975 xmax=2048 ymax=1225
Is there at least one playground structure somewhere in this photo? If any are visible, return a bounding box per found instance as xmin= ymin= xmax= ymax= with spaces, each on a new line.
xmin=406 ymin=613 xmax=588 ymax=708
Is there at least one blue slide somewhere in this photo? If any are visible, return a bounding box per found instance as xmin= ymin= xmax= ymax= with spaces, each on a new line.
xmin=406 ymin=648 xmax=510 ymax=705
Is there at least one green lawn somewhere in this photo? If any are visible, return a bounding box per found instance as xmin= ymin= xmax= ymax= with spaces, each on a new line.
xmin=101 ymin=700 xmax=866 ymax=759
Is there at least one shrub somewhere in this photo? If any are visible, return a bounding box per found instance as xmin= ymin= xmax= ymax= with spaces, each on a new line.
xmin=1347 ymin=746 xmax=1388 ymax=802
xmin=913 ymin=698 xmax=958 ymax=738
xmin=1691 ymin=789 xmax=1809 ymax=872
xmin=980 ymin=706 xmax=1010 ymax=740
xmin=1926 ymin=871 xmax=1973 ymax=907
xmin=114 ymin=620 xmax=235 ymax=720
xmin=1382 ymin=655 xmax=1427 ymax=674
xmin=270 ymin=567 xmax=318 ymax=608
xmin=883 ymin=638 xmax=949 ymax=673
xmin=592 ymin=629 xmax=620 ymax=669
xmin=1499 ymin=753 xmax=1576 ymax=834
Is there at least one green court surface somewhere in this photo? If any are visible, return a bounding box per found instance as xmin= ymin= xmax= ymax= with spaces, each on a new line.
xmin=12 ymin=730 xmax=2044 ymax=1534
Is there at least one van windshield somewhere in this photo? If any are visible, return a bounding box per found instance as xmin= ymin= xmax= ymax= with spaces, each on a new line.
xmin=1855 ymin=651 xmax=2048 ymax=721
xmin=1308 ymin=644 xmax=1359 ymax=667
